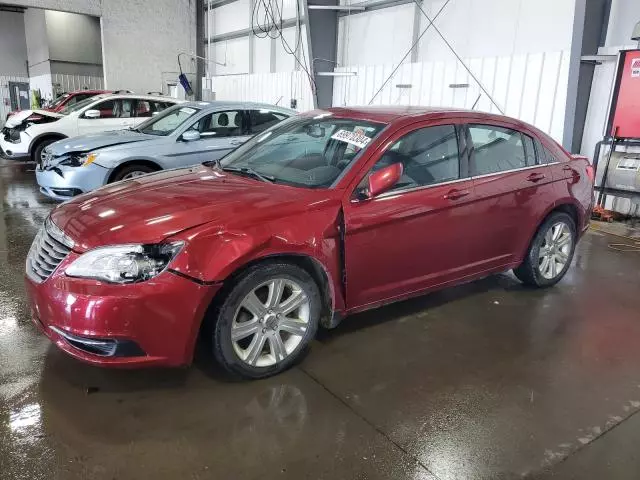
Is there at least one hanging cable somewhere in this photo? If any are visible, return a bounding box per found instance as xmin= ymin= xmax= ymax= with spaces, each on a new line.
xmin=251 ymin=0 xmax=315 ymax=93
xmin=368 ymin=0 xmax=452 ymax=105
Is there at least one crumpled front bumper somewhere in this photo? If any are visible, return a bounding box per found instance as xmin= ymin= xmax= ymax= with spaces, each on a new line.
xmin=0 ymin=131 xmax=30 ymax=158
xmin=36 ymin=162 xmax=111 ymax=201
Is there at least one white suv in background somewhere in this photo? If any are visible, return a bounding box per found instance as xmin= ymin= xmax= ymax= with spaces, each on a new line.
xmin=0 ymin=94 xmax=182 ymax=162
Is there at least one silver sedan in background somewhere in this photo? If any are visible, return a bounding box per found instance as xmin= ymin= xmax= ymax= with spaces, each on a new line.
xmin=36 ymin=101 xmax=295 ymax=201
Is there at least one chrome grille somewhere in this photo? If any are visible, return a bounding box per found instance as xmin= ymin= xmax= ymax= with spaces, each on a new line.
xmin=26 ymin=219 xmax=73 ymax=283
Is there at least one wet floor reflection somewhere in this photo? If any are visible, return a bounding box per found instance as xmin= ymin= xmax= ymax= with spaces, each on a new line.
xmin=3 ymin=157 xmax=640 ymax=479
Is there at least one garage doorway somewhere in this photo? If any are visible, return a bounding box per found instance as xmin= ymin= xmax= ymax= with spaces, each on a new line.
xmin=9 ymin=81 xmax=29 ymax=111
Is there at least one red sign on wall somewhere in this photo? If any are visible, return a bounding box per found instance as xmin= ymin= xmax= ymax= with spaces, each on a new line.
xmin=608 ymin=49 xmax=640 ymax=139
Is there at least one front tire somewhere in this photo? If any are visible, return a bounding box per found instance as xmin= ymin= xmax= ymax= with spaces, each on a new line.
xmin=513 ymin=212 xmax=576 ymax=287
xmin=110 ymin=164 xmax=156 ymax=182
xmin=212 ymin=262 xmax=321 ymax=379
xmin=32 ymin=138 xmax=59 ymax=164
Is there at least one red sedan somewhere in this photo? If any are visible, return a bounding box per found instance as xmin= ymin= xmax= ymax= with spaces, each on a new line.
xmin=25 ymin=107 xmax=594 ymax=378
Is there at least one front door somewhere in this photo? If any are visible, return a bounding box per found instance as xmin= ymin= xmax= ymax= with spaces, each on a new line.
xmin=77 ymin=98 xmax=136 ymax=135
xmin=9 ymin=82 xmax=30 ymax=111
xmin=165 ymin=109 xmax=252 ymax=168
xmin=343 ymin=121 xmax=481 ymax=309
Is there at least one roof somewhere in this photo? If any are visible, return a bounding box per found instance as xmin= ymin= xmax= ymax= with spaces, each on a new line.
xmin=179 ymin=100 xmax=296 ymax=114
xmin=315 ymin=105 xmax=519 ymax=125
xmin=88 ymin=93 xmax=181 ymax=102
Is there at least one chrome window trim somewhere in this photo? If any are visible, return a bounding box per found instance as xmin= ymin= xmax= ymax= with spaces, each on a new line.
xmin=353 ymin=161 xmax=559 ymax=203
xmin=471 ymin=163 xmax=550 ymax=180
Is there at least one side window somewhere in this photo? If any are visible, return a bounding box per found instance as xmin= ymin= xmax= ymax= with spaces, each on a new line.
xmin=469 ymin=124 xmax=527 ymax=175
xmin=188 ymin=110 xmax=245 ymax=137
xmin=135 ymin=100 xmax=168 ymax=117
xmin=90 ymin=99 xmax=116 ymax=118
xmin=89 ymin=99 xmax=134 ymax=119
xmin=74 ymin=94 xmax=91 ymax=103
xmin=249 ymin=110 xmax=288 ymax=134
xmin=522 ymin=134 xmax=537 ymax=166
xmin=64 ymin=96 xmax=79 ymax=107
xmin=366 ymin=124 xmax=460 ymax=191
xmin=544 ymin=147 xmax=559 ymax=164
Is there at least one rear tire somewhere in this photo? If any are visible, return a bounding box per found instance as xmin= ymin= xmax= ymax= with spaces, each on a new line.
xmin=513 ymin=212 xmax=576 ymax=287
xmin=212 ymin=262 xmax=321 ymax=379
xmin=110 ymin=163 xmax=156 ymax=182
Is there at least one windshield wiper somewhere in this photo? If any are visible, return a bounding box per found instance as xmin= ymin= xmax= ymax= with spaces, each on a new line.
xmin=221 ymin=166 xmax=275 ymax=183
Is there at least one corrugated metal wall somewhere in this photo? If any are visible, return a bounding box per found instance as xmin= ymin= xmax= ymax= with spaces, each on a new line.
xmin=332 ymin=51 xmax=570 ymax=142
xmin=209 ymin=71 xmax=315 ymax=112
xmin=51 ymin=74 xmax=104 ymax=95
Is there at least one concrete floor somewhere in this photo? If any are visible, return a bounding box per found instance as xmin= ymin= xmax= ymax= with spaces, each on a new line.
xmin=2 ymin=158 xmax=640 ymax=480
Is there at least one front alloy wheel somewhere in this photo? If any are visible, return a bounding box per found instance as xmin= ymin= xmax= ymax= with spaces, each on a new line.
xmin=232 ymin=278 xmax=311 ymax=367
xmin=212 ymin=262 xmax=321 ymax=379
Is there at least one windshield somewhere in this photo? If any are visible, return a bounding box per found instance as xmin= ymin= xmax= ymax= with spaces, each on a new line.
xmin=50 ymin=93 xmax=70 ymax=109
xmin=136 ymin=105 xmax=200 ymax=136
xmin=58 ymin=96 xmax=100 ymax=115
xmin=219 ymin=115 xmax=386 ymax=189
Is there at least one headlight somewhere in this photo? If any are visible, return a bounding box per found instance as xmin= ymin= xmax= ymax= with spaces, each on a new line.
xmin=59 ymin=152 xmax=98 ymax=168
xmin=65 ymin=242 xmax=183 ymax=283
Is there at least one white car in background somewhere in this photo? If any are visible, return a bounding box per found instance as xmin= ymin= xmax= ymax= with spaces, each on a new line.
xmin=0 ymin=93 xmax=181 ymax=162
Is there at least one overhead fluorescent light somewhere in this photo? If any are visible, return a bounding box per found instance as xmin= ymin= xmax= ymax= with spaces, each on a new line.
xmin=317 ymin=71 xmax=357 ymax=77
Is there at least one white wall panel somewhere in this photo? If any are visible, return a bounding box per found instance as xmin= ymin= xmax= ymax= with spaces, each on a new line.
xmin=274 ymin=27 xmax=298 ymax=72
xmin=337 ymin=4 xmax=414 ymax=66
xmin=332 ymin=50 xmax=570 ymax=142
xmin=211 ymin=71 xmax=313 ymax=112
xmin=214 ymin=37 xmax=250 ymax=75
xmin=415 ymin=0 xmax=573 ymax=61
xmin=253 ymin=35 xmax=272 ymax=74
xmin=211 ymin=0 xmax=250 ymax=35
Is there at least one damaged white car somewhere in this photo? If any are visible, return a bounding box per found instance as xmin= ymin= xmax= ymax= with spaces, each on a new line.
xmin=0 ymin=93 xmax=180 ymax=162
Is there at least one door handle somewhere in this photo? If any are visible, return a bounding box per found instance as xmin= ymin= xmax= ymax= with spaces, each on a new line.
xmin=120 ymin=121 xmax=129 ymax=125
xmin=229 ymin=139 xmax=243 ymax=146
xmin=562 ymin=165 xmax=575 ymax=173
xmin=443 ymin=189 xmax=470 ymax=200
xmin=526 ymin=173 xmax=546 ymax=182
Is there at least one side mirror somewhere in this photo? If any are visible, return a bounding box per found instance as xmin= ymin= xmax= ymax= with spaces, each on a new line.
xmin=84 ymin=109 xmax=101 ymax=119
xmin=182 ymin=130 xmax=201 ymax=142
xmin=367 ymin=163 xmax=403 ymax=198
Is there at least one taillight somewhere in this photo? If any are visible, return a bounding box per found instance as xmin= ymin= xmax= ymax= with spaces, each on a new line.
xmin=585 ymin=164 xmax=595 ymax=184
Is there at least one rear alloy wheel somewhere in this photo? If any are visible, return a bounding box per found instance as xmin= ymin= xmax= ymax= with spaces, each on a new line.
xmin=513 ymin=212 xmax=576 ymax=287
xmin=213 ymin=263 xmax=321 ymax=379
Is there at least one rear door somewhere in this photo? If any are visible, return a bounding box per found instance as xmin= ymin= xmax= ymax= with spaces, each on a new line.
xmin=77 ymin=98 xmax=136 ymax=134
xmin=163 ymin=109 xmax=249 ymax=167
xmin=343 ymin=120 xmax=483 ymax=309
xmin=465 ymin=121 xmax=556 ymax=268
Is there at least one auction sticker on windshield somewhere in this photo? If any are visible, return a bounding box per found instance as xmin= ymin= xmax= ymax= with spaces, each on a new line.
xmin=331 ymin=129 xmax=372 ymax=149
xmin=180 ymin=107 xmax=197 ymax=115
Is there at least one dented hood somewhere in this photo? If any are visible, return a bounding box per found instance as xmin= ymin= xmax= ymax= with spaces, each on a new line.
xmin=4 ymin=109 xmax=64 ymax=128
xmin=49 ymin=165 xmax=339 ymax=252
